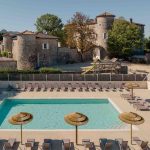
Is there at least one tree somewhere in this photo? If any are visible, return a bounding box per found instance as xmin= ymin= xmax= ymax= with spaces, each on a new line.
xmin=0 ymin=33 xmax=3 ymax=41
xmin=0 ymin=29 xmax=7 ymax=41
xmin=144 ymin=37 xmax=150 ymax=52
xmin=35 ymin=13 xmax=64 ymax=44
xmin=65 ymin=12 xmax=96 ymax=61
xmin=108 ymin=18 xmax=144 ymax=58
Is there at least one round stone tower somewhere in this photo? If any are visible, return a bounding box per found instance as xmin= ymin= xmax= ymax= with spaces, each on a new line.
xmin=15 ymin=33 xmax=36 ymax=70
xmin=3 ymin=34 xmax=12 ymax=52
xmin=95 ymin=12 xmax=115 ymax=59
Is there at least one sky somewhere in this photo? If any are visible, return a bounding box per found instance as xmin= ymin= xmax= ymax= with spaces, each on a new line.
xmin=0 ymin=0 xmax=150 ymax=37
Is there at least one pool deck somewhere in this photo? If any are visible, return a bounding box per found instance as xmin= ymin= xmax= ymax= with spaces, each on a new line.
xmin=0 ymin=89 xmax=150 ymax=149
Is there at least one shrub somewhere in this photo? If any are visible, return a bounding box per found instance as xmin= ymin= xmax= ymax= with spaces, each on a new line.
xmin=0 ymin=69 xmax=39 ymax=74
xmin=1 ymin=51 xmax=9 ymax=57
xmin=0 ymin=68 xmax=62 ymax=74
xmin=39 ymin=67 xmax=62 ymax=73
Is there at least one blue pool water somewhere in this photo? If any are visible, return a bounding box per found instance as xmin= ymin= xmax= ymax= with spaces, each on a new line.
xmin=0 ymin=99 xmax=124 ymax=129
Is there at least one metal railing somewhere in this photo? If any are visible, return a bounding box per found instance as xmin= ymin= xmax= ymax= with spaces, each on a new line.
xmin=0 ymin=73 xmax=147 ymax=81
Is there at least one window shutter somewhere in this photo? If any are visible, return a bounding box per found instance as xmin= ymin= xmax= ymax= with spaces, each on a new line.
xmin=42 ymin=43 xmax=44 ymax=49
xmin=47 ymin=43 xmax=49 ymax=49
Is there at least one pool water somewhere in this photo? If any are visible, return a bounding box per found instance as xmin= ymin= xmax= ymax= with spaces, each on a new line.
xmin=0 ymin=99 xmax=125 ymax=129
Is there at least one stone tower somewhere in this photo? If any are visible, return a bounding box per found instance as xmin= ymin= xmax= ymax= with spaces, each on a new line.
xmin=95 ymin=12 xmax=115 ymax=59
xmin=14 ymin=31 xmax=36 ymax=70
xmin=3 ymin=34 xmax=13 ymax=52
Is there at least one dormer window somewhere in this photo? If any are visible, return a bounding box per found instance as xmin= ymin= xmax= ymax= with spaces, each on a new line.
xmin=42 ymin=43 xmax=49 ymax=49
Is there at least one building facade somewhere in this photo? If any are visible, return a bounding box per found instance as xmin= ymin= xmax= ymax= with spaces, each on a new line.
xmin=1 ymin=31 xmax=59 ymax=70
xmin=89 ymin=12 xmax=144 ymax=60
xmin=0 ymin=12 xmax=145 ymax=70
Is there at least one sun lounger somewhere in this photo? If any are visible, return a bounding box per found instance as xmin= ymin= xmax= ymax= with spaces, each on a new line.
xmin=56 ymin=84 xmax=61 ymax=92
xmin=133 ymin=103 xmax=149 ymax=111
xmin=27 ymin=83 xmax=34 ymax=92
xmin=67 ymin=83 xmax=73 ymax=91
xmin=21 ymin=84 xmax=27 ymax=91
xmin=90 ymin=83 xmax=96 ymax=92
xmin=63 ymin=139 xmax=71 ymax=150
xmin=40 ymin=83 xmax=46 ymax=92
xmin=83 ymin=84 xmax=89 ymax=92
xmin=119 ymin=83 xmax=124 ymax=92
xmin=15 ymin=83 xmax=21 ymax=91
xmin=44 ymin=83 xmax=48 ymax=91
xmin=25 ymin=139 xmax=35 ymax=149
xmin=75 ymin=83 xmax=81 ymax=92
xmin=50 ymin=139 xmax=64 ymax=150
xmin=42 ymin=83 xmax=48 ymax=92
xmin=103 ymin=83 xmax=110 ymax=92
xmin=116 ymin=138 xmax=129 ymax=150
xmin=49 ymin=84 xmax=54 ymax=92
xmin=82 ymin=139 xmax=93 ymax=149
xmin=87 ymin=83 xmax=95 ymax=92
xmin=97 ymin=83 xmax=103 ymax=91
xmin=68 ymin=83 xmax=75 ymax=92
xmin=133 ymin=137 xmax=149 ymax=150
xmin=3 ymin=138 xmax=16 ymax=150
xmin=42 ymin=142 xmax=51 ymax=150
xmin=99 ymin=138 xmax=108 ymax=149
xmin=64 ymin=83 xmax=68 ymax=92
xmin=104 ymin=142 xmax=113 ymax=150
xmin=34 ymin=83 xmax=40 ymax=91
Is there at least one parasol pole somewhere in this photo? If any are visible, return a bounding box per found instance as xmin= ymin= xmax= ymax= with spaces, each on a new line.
xmin=21 ymin=124 xmax=23 ymax=144
xmin=131 ymin=88 xmax=134 ymax=99
xmin=131 ymin=124 xmax=133 ymax=145
xmin=76 ymin=125 xmax=78 ymax=145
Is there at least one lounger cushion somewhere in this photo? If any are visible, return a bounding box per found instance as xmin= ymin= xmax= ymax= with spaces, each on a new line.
xmin=100 ymin=138 xmax=107 ymax=146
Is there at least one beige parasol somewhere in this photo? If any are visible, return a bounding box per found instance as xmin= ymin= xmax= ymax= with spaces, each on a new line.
xmin=9 ymin=112 xmax=33 ymax=144
xmin=119 ymin=112 xmax=144 ymax=144
xmin=64 ymin=112 xmax=88 ymax=144
xmin=125 ymin=83 xmax=139 ymax=99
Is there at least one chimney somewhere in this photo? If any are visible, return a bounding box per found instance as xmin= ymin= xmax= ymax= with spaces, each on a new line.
xmin=130 ymin=18 xmax=133 ymax=23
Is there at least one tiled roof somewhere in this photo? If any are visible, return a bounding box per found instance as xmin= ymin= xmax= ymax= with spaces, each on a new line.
xmin=18 ymin=30 xmax=35 ymax=35
xmin=3 ymin=33 xmax=15 ymax=37
xmin=35 ymin=32 xmax=58 ymax=39
xmin=16 ymin=31 xmax=58 ymax=39
xmin=96 ymin=12 xmax=115 ymax=18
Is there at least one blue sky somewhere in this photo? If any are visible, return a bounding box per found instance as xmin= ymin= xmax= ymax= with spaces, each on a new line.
xmin=0 ymin=0 xmax=150 ymax=37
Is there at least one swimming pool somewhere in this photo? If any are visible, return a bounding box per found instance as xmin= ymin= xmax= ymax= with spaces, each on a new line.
xmin=0 ymin=98 xmax=126 ymax=130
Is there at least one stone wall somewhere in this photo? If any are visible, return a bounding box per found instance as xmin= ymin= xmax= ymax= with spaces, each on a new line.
xmin=0 ymin=60 xmax=17 ymax=70
xmin=12 ymin=34 xmax=36 ymax=70
xmin=58 ymin=47 xmax=92 ymax=64
xmin=36 ymin=39 xmax=58 ymax=67
xmin=3 ymin=36 xmax=12 ymax=52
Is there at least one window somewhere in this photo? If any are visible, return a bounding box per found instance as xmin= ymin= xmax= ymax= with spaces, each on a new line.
xmin=42 ymin=43 xmax=49 ymax=49
xmin=103 ymin=33 xmax=108 ymax=39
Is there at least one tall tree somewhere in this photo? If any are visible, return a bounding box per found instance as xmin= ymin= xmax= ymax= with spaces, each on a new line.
xmin=108 ymin=18 xmax=144 ymax=58
xmin=35 ymin=13 xmax=64 ymax=44
xmin=65 ymin=12 xmax=96 ymax=61
xmin=0 ymin=33 xmax=3 ymax=41
xmin=144 ymin=37 xmax=150 ymax=52
xmin=0 ymin=29 xmax=7 ymax=41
